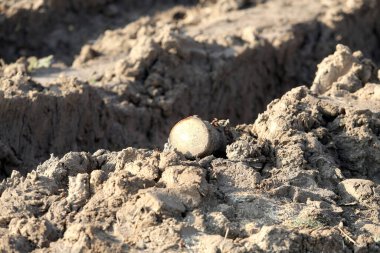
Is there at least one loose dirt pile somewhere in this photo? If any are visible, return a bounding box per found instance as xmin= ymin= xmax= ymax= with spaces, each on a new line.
xmin=1 ymin=45 xmax=379 ymax=252
xmin=1 ymin=0 xmax=380 ymax=174
xmin=0 ymin=0 xmax=379 ymax=252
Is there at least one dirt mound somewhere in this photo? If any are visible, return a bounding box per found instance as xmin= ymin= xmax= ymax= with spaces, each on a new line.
xmin=0 ymin=0 xmax=380 ymax=252
xmin=0 ymin=0 xmax=380 ymax=174
xmin=0 ymin=45 xmax=379 ymax=252
xmin=0 ymin=0 xmax=198 ymax=64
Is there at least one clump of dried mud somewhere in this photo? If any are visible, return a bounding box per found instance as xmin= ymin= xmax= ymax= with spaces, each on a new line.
xmin=0 ymin=0 xmax=380 ymax=252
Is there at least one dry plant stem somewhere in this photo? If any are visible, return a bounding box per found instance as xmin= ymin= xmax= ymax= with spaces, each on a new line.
xmin=220 ymin=227 xmax=230 ymax=251
xmin=336 ymin=227 xmax=358 ymax=246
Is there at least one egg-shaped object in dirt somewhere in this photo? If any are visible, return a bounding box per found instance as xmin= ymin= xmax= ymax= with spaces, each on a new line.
xmin=169 ymin=116 xmax=225 ymax=158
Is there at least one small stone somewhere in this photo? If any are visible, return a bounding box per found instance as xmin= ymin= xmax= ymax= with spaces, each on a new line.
xmin=169 ymin=116 xmax=225 ymax=158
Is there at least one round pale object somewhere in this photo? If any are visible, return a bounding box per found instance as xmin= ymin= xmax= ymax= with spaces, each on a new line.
xmin=169 ymin=116 xmax=214 ymax=158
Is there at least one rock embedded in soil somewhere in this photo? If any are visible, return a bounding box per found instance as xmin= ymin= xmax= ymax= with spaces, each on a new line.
xmin=168 ymin=116 xmax=227 ymax=158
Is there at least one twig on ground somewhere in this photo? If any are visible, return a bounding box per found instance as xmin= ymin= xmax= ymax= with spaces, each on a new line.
xmin=336 ymin=226 xmax=358 ymax=245
xmin=220 ymin=227 xmax=230 ymax=251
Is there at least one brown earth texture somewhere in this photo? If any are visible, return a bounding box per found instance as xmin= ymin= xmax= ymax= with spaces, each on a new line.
xmin=0 ymin=0 xmax=380 ymax=252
